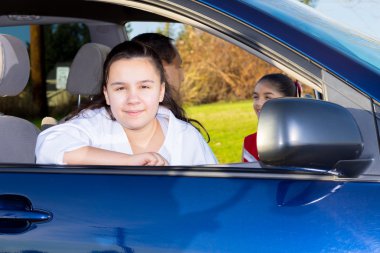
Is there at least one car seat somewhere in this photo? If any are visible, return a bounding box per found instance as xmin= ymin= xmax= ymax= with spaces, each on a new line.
xmin=0 ymin=34 xmax=40 ymax=163
xmin=66 ymin=42 xmax=111 ymax=106
xmin=40 ymin=42 xmax=111 ymax=129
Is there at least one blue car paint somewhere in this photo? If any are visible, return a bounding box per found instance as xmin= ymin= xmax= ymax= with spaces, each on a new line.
xmin=196 ymin=0 xmax=380 ymax=101
xmin=1 ymin=171 xmax=380 ymax=252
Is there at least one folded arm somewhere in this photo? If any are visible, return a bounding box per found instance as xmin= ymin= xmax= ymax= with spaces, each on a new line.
xmin=63 ymin=146 xmax=168 ymax=166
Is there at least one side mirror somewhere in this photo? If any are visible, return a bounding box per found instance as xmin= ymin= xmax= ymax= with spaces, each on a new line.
xmin=257 ymin=98 xmax=363 ymax=170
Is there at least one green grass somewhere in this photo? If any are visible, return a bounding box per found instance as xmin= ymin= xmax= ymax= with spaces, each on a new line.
xmin=186 ymin=100 xmax=257 ymax=163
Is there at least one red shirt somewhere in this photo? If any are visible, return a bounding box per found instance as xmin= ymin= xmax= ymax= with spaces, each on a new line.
xmin=242 ymin=133 xmax=259 ymax=162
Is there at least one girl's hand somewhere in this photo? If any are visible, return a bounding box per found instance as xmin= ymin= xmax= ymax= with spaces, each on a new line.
xmin=129 ymin=152 xmax=168 ymax=166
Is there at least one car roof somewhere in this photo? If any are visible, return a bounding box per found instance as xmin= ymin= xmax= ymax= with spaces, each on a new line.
xmin=0 ymin=1 xmax=172 ymax=25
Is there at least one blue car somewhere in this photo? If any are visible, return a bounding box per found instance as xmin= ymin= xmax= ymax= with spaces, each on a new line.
xmin=0 ymin=0 xmax=380 ymax=252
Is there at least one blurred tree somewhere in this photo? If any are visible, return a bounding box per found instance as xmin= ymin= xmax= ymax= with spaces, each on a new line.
xmin=156 ymin=23 xmax=174 ymax=38
xmin=30 ymin=25 xmax=48 ymax=117
xmin=176 ymin=25 xmax=280 ymax=104
xmin=44 ymin=24 xmax=90 ymax=75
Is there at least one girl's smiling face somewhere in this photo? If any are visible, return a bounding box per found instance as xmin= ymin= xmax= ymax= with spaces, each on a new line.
xmin=103 ymin=57 xmax=165 ymax=131
xmin=253 ymin=80 xmax=285 ymax=116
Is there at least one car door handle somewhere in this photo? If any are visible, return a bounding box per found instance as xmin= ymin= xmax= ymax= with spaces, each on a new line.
xmin=0 ymin=209 xmax=51 ymax=222
xmin=0 ymin=194 xmax=52 ymax=234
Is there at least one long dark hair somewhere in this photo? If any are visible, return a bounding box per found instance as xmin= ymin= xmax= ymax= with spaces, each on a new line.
xmin=67 ymin=41 xmax=210 ymax=141
xmin=132 ymin=33 xmax=177 ymax=64
xmin=257 ymin=73 xmax=300 ymax=97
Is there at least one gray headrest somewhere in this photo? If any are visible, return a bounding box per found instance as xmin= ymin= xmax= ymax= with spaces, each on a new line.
xmin=66 ymin=43 xmax=110 ymax=96
xmin=0 ymin=34 xmax=30 ymax=96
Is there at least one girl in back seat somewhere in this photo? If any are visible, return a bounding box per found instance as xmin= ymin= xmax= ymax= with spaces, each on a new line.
xmin=242 ymin=73 xmax=301 ymax=163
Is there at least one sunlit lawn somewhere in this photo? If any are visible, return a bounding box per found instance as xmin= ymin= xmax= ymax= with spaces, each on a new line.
xmin=186 ymin=100 xmax=257 ymax=164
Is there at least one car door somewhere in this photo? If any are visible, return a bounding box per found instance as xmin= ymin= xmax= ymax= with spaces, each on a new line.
xmin=1 ymin=0 xmax=380 ymax=252
xmin=1 ymin=166 xmax=380 ymax=252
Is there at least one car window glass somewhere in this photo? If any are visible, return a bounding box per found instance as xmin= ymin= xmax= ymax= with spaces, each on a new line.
xmin=0 ymin=19 xmax=319 ymax=166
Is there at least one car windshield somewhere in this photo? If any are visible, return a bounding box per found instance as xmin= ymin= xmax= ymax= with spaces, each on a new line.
xmin=239 ymin=0 xmax=380 ymax=73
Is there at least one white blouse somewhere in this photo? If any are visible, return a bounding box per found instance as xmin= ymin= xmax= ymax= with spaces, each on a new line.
xmin=35 ymin=106 xmax=218 ymax=166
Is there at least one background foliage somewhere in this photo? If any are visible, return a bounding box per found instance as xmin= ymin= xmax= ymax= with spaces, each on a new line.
xmin=177 ymin=25 xmax=279 ymax=105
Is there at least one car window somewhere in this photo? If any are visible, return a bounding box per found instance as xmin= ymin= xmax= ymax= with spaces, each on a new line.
xmin=0 ymin=15 xmax=326 ymax=167
xmin=0 ymin=15 xmax=323 ymax=168
xmin=125 ymin=21 xmax=316 ymax=163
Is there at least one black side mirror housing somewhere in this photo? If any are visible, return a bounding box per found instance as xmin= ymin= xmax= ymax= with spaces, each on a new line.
xmin=257 ymin=98 xmax=363 ymax=170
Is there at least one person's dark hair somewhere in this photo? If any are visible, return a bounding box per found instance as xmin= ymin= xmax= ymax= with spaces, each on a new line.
xmin=132 ymin=32 xmax=183 ymax=106
xmin=67 ymin=40 xmax=210 ymax=141
xmin=257 ymin=73 xmax=300 ymax=97
xmin=132 ymin=33 xmax=177 ymax=64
